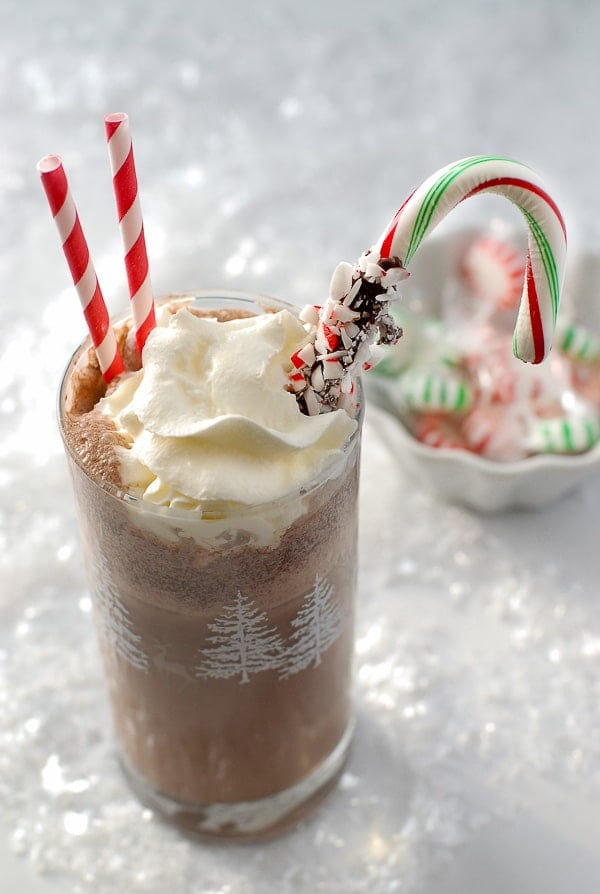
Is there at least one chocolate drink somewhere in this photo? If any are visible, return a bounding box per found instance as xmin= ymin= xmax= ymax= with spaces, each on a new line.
xmin=59 ymin=293 xmax=363 ymax=838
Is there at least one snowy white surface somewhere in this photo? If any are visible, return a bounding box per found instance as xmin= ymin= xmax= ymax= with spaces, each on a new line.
xmin=1 ymin=1 xmax=599 ymax=892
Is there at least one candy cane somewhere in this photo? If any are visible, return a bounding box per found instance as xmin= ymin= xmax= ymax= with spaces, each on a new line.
xmin=37 ymin=155 xmax=125 ymax=383
xmin=293 ymin=155 xmax=566 ymax=417
xmin=105 ymin=113 xmax=156 ymax=353
xmin=377 ymin=156 xmax=567 ymax=364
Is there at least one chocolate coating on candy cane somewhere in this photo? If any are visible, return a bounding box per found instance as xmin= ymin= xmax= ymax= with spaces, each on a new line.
xmin=293 ymin=251 xmax=405 ymax=415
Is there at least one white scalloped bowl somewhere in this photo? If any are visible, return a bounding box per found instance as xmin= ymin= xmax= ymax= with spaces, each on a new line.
xmin=365 ymin=227 xmax=600 ymax=512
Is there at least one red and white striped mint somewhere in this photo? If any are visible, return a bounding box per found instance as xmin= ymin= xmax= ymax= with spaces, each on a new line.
xmin=461 ymin=405 xmax=527 ymax=461
xmin=460 ymin=234 xmax=525 ymax=311
xmin=464 ymin=332 xmax=570 ymax=409
xmin=463 ymin=332 xmax=526 ymax=405
xmin=414 ymin=413 xmax=465 ymax=450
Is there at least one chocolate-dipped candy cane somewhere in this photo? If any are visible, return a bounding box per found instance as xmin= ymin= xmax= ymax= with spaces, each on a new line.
xmin=293 ymin=156 xmax=566 ymax=416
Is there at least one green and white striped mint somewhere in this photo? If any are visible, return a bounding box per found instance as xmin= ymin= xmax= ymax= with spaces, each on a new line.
xmin=397 ymin=366 xmax=474 ymax=413
xmin=555 ymin=320 xmax=600 ymax=363
xmin=526 ymin=414 xmax=600 ymax=454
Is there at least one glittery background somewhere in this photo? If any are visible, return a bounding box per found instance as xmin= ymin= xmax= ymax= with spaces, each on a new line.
xmin=1 ymin=1 xmax=599 ymax=892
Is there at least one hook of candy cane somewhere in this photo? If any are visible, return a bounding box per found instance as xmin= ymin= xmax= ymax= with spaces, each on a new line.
xmin=375 ymin=155 xmax=567 ymax=365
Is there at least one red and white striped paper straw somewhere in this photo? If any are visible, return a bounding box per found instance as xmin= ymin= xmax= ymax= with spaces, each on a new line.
xmin=37 ymin=155 xmax=125 ymax=383
xmin=105 ymin=113 xmax=156 ymax=353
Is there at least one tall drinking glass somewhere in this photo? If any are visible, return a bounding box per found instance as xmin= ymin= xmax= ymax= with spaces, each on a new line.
xmin=58 ymin=292 xmax=363 ymax=839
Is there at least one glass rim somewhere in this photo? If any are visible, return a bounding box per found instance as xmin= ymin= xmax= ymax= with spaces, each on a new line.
xmin=57 ymin=290 xmax=364 ymax=521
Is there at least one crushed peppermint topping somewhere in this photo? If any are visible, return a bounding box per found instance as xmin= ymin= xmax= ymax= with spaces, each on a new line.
xmin=292 ymin=249 xmax=407 ymax=415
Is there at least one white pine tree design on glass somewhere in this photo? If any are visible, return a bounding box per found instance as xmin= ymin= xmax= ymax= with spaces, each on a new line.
xmin=197 ymin=591 xmax=284 ymax=684
xmin=279 ymin=574 xmax=342 ymax=679
xmin=92 ymin=554 xmax=149 ymax=672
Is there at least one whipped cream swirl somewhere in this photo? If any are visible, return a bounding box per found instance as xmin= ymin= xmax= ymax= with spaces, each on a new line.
xmin=98 ymin=306 xmax=358 ymax=510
